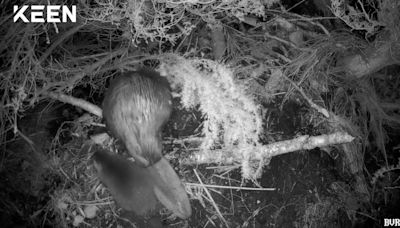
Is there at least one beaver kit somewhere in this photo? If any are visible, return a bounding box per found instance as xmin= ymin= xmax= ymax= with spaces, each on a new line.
xmin=96 ymin=68 xmax=191 ymax=226
xmin=102 ymin=68 xmax=172 ymax=167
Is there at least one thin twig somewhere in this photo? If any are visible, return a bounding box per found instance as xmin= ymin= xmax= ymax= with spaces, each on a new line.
xmin=282 ymin=73 xmax=330 ymax=118
xmin=193 ymin=169 xmax=230 ymax=228
xmin=39 ymin=24 xmax=85 ymax=63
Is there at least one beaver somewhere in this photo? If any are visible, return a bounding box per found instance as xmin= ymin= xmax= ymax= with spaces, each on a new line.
xmin=102 ymin=68 xmax=172 ymax=167
xmin=101 ymin=68 xmax=191 ymax=220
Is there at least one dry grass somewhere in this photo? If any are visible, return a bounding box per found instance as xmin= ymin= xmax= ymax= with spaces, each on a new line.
xmin=1 ymin=0 xmax=400 ymax=227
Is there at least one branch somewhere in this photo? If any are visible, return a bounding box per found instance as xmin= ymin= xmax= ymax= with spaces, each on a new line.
xmin=39 ymin=23 xmax=85 ymax=64
xmin=46 ymin=91 xmax=102 ymax=117
xmin=182 ymin=132 xmax=355 ymax=165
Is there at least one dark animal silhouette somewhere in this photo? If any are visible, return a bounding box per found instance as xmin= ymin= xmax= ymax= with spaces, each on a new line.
xmin=92 ymin=148 xmax=164 ymax=228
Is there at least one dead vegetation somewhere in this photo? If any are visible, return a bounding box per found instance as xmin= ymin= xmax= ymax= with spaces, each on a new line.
xmin=1 ymin=0 xmax=400 ymax=227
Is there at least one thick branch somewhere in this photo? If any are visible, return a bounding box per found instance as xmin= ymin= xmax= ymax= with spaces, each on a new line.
xmin=46 ymin=91 xmax=102 ymax=117
xmin=182 ymin=132 xmax=355 ymax=165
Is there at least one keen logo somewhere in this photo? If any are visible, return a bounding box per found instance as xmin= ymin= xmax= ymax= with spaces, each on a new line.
xmin=13 ymin=5 xmax=76 ymax=23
